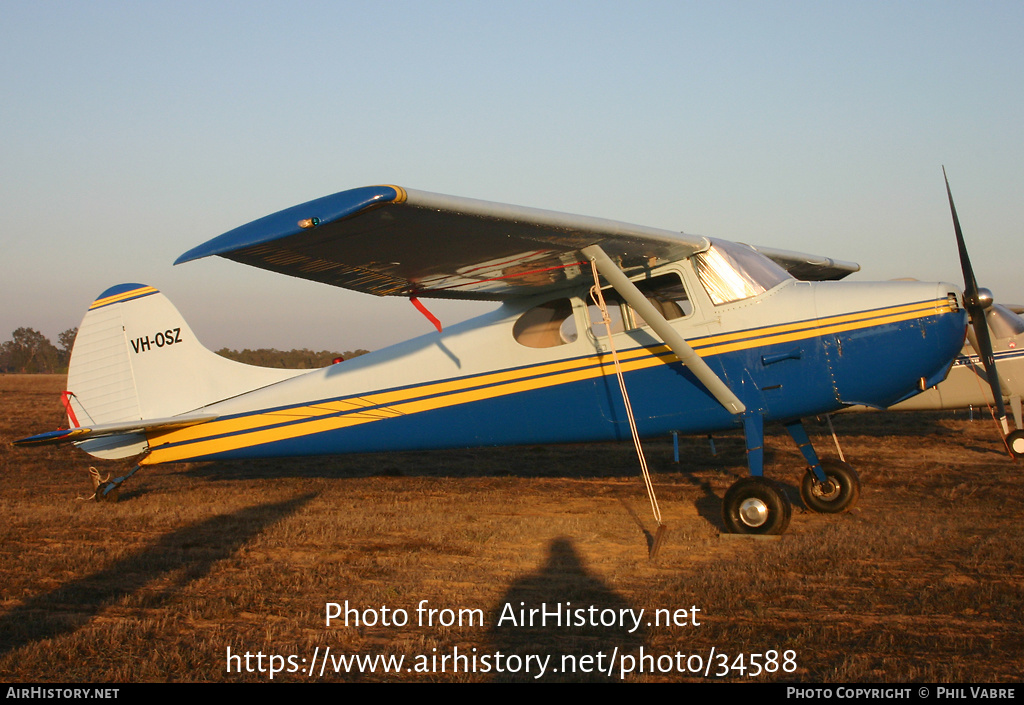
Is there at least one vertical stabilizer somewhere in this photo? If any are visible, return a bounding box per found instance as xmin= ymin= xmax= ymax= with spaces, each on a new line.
xmin=66 ymin=284 xmax=306 ymax=458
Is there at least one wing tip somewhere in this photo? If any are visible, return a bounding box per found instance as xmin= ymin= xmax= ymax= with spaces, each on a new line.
xmin=174 ymin=185 xmax=408 ymax=266
xmin=380 ymin=184 xmax=407 ymax=204
xmin=12 ymin=428 xmax=88 ymax=447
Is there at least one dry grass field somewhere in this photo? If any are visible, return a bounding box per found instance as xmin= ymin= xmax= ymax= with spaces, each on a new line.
xmin=1 ymin=374 xmax=1022 ymax=683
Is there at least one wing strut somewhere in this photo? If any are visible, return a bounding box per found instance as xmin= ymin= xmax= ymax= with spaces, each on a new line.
xmin=587 ymin=257 xmax=666 ymax=557
xmin=581 ymin=245 xmax=747 ymax=415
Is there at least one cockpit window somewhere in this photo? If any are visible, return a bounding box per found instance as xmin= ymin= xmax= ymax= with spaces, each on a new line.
xmin=692 ymin=239 xmax=792 ymax=305
xmin=582 ymin=272 xmax=692 ymax=338
xmin=513 ymin=298 xmax=577 ymax=348
xmin=631 ymin=274 xmax=693 ymax=323
xmin=515 ymin=273 xmax=694 ymax=348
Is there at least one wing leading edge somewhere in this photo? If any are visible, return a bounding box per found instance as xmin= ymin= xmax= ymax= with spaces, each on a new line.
xmin=176 ymin=185 xmax=859 ymax=299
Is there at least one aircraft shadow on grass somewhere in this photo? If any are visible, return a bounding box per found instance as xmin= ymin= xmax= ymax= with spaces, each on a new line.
xmin=176 ymin=445 xmax=687 ymax=481
xmin=0 ymin=493 xmax=316 ymax=659
xmin=485 ymin=536 xmax=646 ymax=683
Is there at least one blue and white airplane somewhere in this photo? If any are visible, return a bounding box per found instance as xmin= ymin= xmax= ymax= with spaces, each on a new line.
xmin=15 ymin=183 xmax=976 ymax=535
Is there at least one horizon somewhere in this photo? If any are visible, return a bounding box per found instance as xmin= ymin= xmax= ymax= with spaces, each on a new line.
xmin=4 ymin=2 xmax=1023 ymax=350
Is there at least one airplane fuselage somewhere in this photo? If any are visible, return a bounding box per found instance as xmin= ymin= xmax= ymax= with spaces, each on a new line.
xmin=140 ymin=262 xmax=966 ymax=465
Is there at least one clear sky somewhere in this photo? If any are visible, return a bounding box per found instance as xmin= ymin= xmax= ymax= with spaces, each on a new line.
xmin=3 ymin=1 xmax=1022 ymax=353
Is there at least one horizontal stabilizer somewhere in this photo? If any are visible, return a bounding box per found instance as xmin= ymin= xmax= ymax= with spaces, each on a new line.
xmin=13 ymin=413 xmax=219 ymax=448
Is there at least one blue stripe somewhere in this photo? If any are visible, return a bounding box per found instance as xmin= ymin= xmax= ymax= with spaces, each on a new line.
xmin=954 ymin=349 xmax=1024 ymax=366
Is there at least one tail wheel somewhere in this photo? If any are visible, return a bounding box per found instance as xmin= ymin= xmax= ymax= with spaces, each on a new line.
xmin=722 ymin=477 xmax=792 ymax=535
xmin=94 ymin=481 xmax=120 ymax=502
xmin=800 ymin=460 xmax=860 ymax=513
xmin=1007 ymin=430 xmax=1024 ymax=460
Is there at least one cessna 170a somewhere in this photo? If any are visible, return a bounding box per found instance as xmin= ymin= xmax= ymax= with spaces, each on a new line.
xmin=15 ymin=181 xmax=984 ymax=535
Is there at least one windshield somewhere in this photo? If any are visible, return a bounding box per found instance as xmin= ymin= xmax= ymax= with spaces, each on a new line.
xmin=692 ymin=239 xmax=793 ymax=305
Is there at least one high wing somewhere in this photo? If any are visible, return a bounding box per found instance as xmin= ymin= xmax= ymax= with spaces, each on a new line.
xmin=176 ymin=185 xmax=859 ymax=300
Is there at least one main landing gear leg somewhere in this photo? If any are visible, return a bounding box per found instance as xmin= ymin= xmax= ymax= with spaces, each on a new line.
xmin=722 ymin=413 xmax=792 ymax=535
xmin=784 ymin=419 xmax=860 ymax=513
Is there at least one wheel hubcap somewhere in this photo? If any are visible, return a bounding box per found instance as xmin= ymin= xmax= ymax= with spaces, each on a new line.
xmin=1012 ymin=436 xmax=1024 ymax=455
xmin=813 ymin=479 xmax=839 ymax=501
xmin=738 ymin=497 xmax=769 ymax=527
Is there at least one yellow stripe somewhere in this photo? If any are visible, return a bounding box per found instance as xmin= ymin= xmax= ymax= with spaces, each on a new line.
xmin=145 ymin=358 xmax=633 ymax=463
xmin=143 ymin=298 xmax=955 ymax=464
xmin=701 ymin=304 xmax=954 ymax=357
xmin=89 ymin=286 xmax=159 ymax=310
xmin=381 ymin=184 xmax=408 ymax=204
xmin=691 ymin=299 xmax=943 ymax=349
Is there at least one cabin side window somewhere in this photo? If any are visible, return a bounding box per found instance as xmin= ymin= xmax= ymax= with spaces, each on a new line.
xmin=584 ymin=272 xmax=692 ymax=336
xmin=513 ymin=298 xmax=578 ymax=348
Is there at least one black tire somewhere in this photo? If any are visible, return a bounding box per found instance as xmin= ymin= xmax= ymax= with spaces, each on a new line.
xmin=800 ymin=460 xmax=860 ymax=513
xmin=1007 ymin=430 xmax=1024 ymax=460
xmin=722 ymin=477 xmax=792 ymax=535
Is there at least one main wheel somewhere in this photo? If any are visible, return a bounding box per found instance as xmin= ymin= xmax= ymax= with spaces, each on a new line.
xmin=1007 ymin=430 xmax=1024 ymax=460
xmin=800 ymin=460 xmax=860 ymax=513
xmin=722 ymin=477 xmax=792 ymax=535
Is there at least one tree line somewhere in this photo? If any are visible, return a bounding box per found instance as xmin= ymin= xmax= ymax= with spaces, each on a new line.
xmin=0 ymin=328 xmax=77 ymax=374
xmin=214 ymin=347 xmax=369 ymax=368
xmin=0 ymin=327 xmax=368 ymax=374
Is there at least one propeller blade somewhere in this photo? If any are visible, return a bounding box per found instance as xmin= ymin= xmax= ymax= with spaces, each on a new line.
xmin=944 ymin=166 xmax=981 ymax=303
xmin=943 ymin=167 xmax=1009 ymax=432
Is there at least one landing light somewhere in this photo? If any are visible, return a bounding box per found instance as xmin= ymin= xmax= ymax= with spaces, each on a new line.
xmin=298 ymin=217 xmax=320 ymax=229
